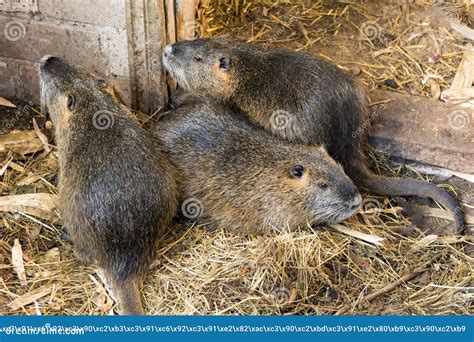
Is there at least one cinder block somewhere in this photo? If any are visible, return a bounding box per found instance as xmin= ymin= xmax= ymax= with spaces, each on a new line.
xmin=38 ymin=0 xmax=126 ymax=28
xmin=0 ymin=60 xmax=16 ymax=99
xmin=0 ymin=14 xmax=132 ymax=105
xmin=0 ymin=16 xmax=106 ymax=72
xmin=0 ymin=57 xmax=39 ymax=104
xmin=0 ymin=56 xmax=132 ymax=106
xmin=14 ymin=58 xmax=39 ymax=103
xmin=0 ymin=0 xmax=167 ymax=112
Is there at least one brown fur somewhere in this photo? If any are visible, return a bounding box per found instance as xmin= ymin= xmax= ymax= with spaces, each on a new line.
xmin=39 ymin=56 xmax=178 ymax=315
xmin=154 ymin=95 xmax=362 ymax=235
xmin=163 ymin=38 xmax=465 ymax=233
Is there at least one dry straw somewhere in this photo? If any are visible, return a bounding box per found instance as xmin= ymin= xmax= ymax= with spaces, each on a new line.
xmin=0 ymin=0 xmax=473 ymax=315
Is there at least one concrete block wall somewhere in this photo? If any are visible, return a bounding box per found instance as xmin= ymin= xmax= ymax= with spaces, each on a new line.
xmin=0 ymin=0 xmax=175 ymax=113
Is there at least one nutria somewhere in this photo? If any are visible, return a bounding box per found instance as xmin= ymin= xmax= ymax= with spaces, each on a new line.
xmin=39 ymin=56 xmax=178 ymax=315
xmin=154 ymin=95 xmax=362 ymax=234
xmin=162 ymin=38 xmax=465 ymax=232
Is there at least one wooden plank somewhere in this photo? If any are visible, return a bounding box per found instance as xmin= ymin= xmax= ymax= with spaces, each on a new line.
xmin=125 ymin=0 xmax=168 ymax=113
xmin=165 ymin=0 xmax=177 ymax=45
xmin=367 ymin=91 xmax=474 ymax=174
xmin=0 ymin=130 xmax=43 ymax=161
xmin=176 ymin=0 xmax=200 ymax=41
xmin=0 ymin=193 xmax=59 ymax=222
xmin=441 ymin=43 xmax=474 ymax=106
xmin=164 ymin=0 xmax=178 ymax=93
xmin=449 ymin=43 xmax=473 ymax=90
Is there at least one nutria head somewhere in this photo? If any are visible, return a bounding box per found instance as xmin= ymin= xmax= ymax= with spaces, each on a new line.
xmin=163 ymin=38 xmax=239 ymax=99
xmin=39 ymin=56 xmax=119 ymax=139
xmin=156 ymin=97 xmax=362 ymax=232
xmin=269 ymin=144 xmax=362 ymax=227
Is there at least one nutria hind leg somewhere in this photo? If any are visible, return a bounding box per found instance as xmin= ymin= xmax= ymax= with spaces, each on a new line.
xmin=73 ymin=246 xmax=96 ymax=265
xmin=59 ymin=228 xmax=73 ymax=243
xmin=112 ymin=277 xmax=145 ymax=315
xmin=360 ymin=172 xmax=465 ymax=234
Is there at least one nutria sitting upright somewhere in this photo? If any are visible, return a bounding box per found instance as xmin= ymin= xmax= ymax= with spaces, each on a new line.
xmin=155 ymin=95 xmax=362 ymax=234
xmin=162 ymin=38 xmax=465 ymax=232
xmin=39 ymin=56 xmax=178 ymax=315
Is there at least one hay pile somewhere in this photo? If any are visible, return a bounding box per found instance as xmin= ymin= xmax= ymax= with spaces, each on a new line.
xmin=1 ymin=0 xmax=473 ymax=315
xmin=199 ymin=0 xmax=473 ymax=97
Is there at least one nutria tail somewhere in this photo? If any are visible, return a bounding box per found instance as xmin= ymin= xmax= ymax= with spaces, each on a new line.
xmin=112 ymin=278 xmax=145 ymax=315
xmin=358 ymin=171 xmax=465 ymax=233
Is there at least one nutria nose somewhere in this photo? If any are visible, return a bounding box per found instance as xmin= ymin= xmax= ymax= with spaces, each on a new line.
xmin=345 ymin=194 xmax=362 ymax=211
xmin=163 ymin=44 xmax=173 ymax=58
xmin=40 ymin=55 xmax=59 ymax=68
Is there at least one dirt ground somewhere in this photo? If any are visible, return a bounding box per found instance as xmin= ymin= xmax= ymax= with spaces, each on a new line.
xmin=0 ymin=0 xmax=473 ymax=315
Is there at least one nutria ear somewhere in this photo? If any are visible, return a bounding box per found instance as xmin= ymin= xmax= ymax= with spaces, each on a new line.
xmin=219 ymin=56 xmax=230 ymax=70
xmin=289 ymin=164 xmax=305 ymax=179
xmin=94 ymin=79 xmax=108 ymax=88
xmin=67 ymin=95 xmax=76 ymax=110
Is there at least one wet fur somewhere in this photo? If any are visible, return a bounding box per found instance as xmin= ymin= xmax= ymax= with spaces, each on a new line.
xmin=40 ymin=57 xmax=178 ymax=314
xmin=154 ymin=95 xmax=361 ymax=235
xmin=164 ymin=38 xmax=465 ymax=232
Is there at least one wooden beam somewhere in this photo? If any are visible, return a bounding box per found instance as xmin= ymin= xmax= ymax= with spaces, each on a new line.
xmin=125 ymin=0 xmax=168 ymax=113
xmin=441 ymin=43 xmax=474 ymax=106
xmin=367 ymin=91 xmax=474 ymax=174
xmin=175 ymin=0 xmax=200 ymax=41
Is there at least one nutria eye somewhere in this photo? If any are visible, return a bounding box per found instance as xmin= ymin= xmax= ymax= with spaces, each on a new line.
xmin=219 ymin=56 xmax=230 ymax=70
xmin=194 ymin=56 xmax=203 ymax=62
xmin=67 ymin=95 xmax=75 ymax=110
xmin=318 ymin=182 xmax=329 ymax=190
xmin=290 ymin=165 xmax=304 ymax=178
xmin=95 ymin=79 xmax=107 ymax=88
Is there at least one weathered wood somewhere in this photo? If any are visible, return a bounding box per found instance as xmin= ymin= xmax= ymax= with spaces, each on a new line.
xmin=175 ymin=0 xmax=200 ymax=41
xmin=0 ymin=130 xmax=43 ymax=161
xmin=165 ymin=0 xmax=177 ymax=45
xmin=441 ymin=43 xmax=474 ymax=106
xmin=0 ymin=193 xmax=59 ymax=222
xmin=125 ymin=0 xmax=168 ymax=113
xmin=368 ymin=91 xmax=474 ymax=174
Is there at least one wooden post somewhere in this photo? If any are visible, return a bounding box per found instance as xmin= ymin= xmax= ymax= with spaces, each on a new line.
xmin=175 ymin=0 xmax=201 ymax=41
xmin=125 ymin=0 xmax=168 ymax=113
xmin=163 ymin=0 xmax=200 ymax=94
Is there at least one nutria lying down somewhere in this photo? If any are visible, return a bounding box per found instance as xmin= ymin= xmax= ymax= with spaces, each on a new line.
xmin=155 ymin=95 xmax=362 ymax=234
xmin=40 ymin=56 xmax=178 ymax=315
xmin=163 ymin=38 xmax=465 ymax=232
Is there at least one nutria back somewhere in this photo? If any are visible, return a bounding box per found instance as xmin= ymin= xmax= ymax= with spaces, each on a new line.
xmin=155 ymin=95 xmax=361 ymax=235
xmin=163 ymin=38 xmax=365 ymax=169
xmin=163 ymin=38 xmax=465 ymax=232
xmin=39 ymin=56 xmax=178 ymax=314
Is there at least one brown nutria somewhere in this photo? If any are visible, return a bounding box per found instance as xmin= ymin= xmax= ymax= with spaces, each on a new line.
xmin=154 ymin=95 xmax=362 ymax=234
xmin=162 ymin=38 xmax=465 ymax=232
xmin=39 ymin=56 xmax=178 ymax=315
